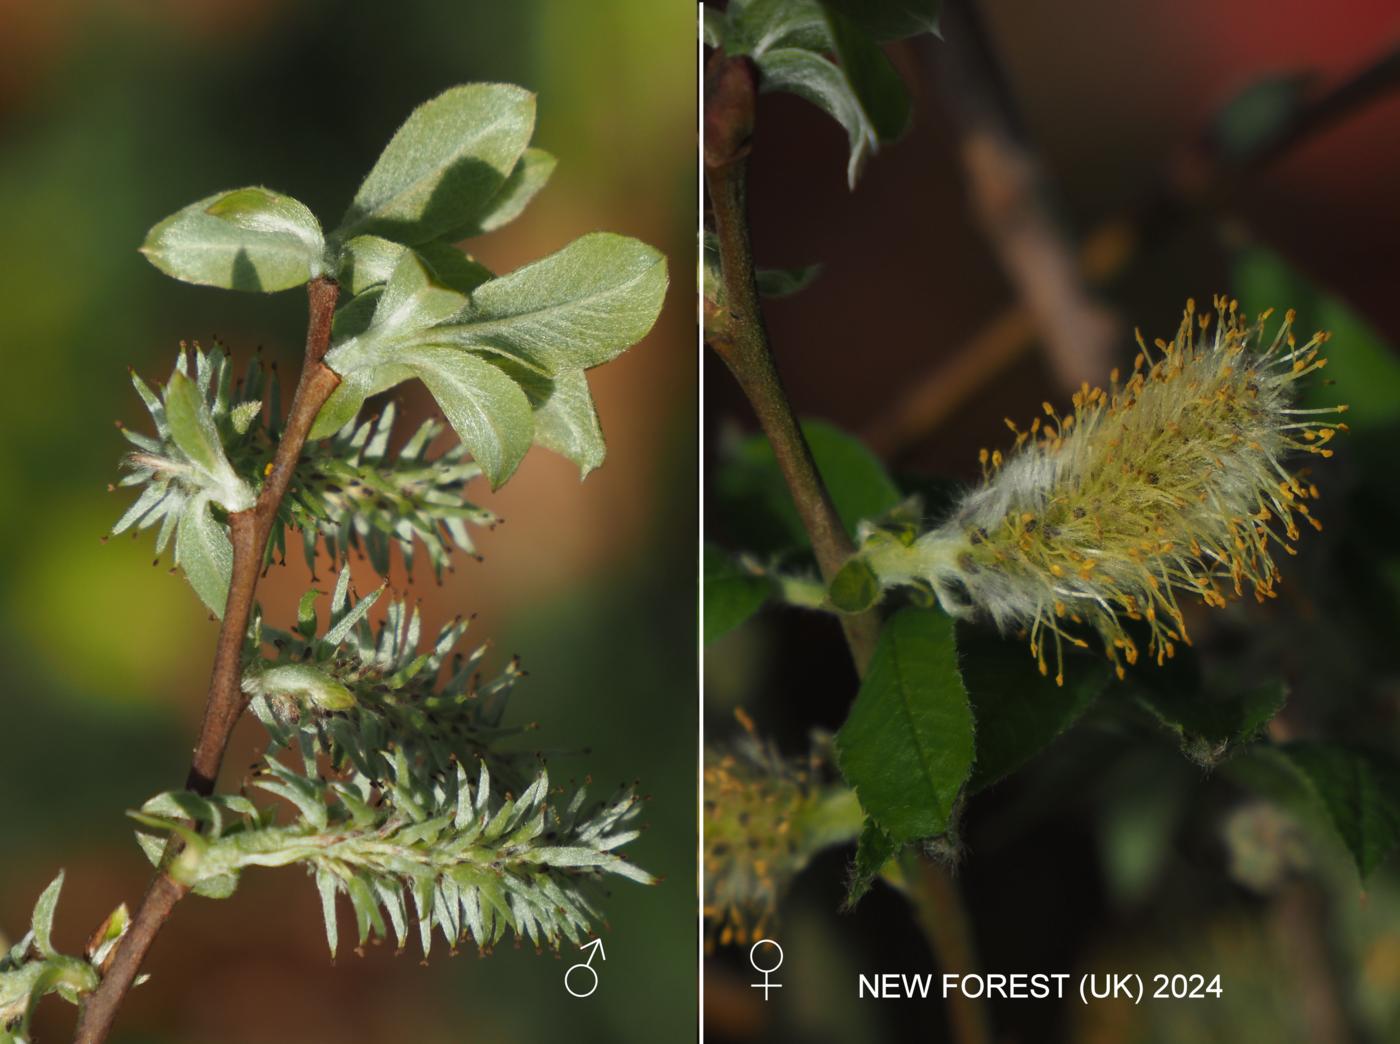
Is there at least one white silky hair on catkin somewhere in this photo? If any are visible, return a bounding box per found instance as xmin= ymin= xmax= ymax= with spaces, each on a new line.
xmin=868 ymin=298 xmax=1344 ymax=684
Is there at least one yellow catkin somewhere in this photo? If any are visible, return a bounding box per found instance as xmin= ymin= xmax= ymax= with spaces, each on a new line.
xmin=862 ymin=300 xmax=1344 ymax=684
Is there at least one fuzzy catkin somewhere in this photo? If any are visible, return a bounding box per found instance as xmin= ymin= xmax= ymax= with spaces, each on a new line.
xmin=864 ymin=298 xmax=1345 ymax=684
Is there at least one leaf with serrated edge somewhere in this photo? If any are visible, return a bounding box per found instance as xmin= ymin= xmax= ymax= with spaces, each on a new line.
xmin=835 ymin=608 xmax=974 ymax=842
xmin=337 ymin=84 xmax=535 ymax=245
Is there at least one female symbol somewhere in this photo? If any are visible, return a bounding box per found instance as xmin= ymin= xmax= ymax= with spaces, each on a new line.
xmin=748 ymin=938 xmax=784 ymax=1000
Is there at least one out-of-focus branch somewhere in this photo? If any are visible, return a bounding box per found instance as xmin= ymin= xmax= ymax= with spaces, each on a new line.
xmin=936 ymin=0 xmax=1121 ymax=393
xmin=867 ymin=42 xmax=1400 ymax=458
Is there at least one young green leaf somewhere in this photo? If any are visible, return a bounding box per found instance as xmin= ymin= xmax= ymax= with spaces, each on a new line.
xmin=398 ymin=345 xmax=534 ymax=489
xmin=370 ymin=251 xmax=469 ymax=338
xmin=756 ymin=48 xmax=878 ymax=188
xmin=820 ymin=0 xmax=941 ymax=41
xmin=518 ymin=367 xmax=607 ymax=477
xmin=336 ymin=84 xmax=536 ymax=245
xmin=820 ymin=7 xmax=911 ymax=144
xmin=141 ymin=187 xmax=325 ymax=292
xmin=29 ymin=873 xmax=64 ymax=960
xmin=440 ymin=147 xmax=557 ymax=240
xmin=704 ymin=544 xmax=774 ymax=643
xmin=175 ymin=494 xmax=233 ymax=616
xmin=845 ymin=819 xmax=899 ymax=908
xmin=427 ymin=232 xmax=668 ymax=373
xmin=163 ymin=370 xmax=254 ymax=511
xmin=339 ymin=236 xmax=493 ymax=298
xmin=959 ymin=624 xmax=1109 ymax=791
xmin=725 ymin=0 xmax=832 ymax=57
xmin=835 ymin=609 xmax=974 ymax=842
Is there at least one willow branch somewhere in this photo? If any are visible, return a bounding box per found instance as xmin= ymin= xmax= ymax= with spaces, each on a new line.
xmin=705 ymin=48 xmax=990 ymax=1044
xmin=705 ymin=51 xmax=880 ymax=673
xmin=74 ymin=276 xmax=341 ymax=1044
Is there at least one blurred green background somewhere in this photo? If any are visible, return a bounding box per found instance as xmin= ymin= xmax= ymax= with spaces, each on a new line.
xmin=0 ymin=2 xmax=696 ymax=1041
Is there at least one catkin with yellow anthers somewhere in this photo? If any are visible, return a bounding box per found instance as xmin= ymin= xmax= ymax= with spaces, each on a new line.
xmin=864 ymin=298 xmax=1345 ymax=685
xmin=703 ymin=714 xmax=861 ymax=952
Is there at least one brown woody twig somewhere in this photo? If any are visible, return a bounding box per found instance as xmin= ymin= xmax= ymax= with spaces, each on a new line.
xmin=74 ymin=277 xmax=341 ymax=1044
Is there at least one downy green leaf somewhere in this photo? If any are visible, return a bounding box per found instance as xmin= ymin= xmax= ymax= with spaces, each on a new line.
xmin=704 ymin=544 xmax=774 ymax=643
xmin=756 ymin=48 xmax=877 ymax=188
xmin=399 ymin=345 xmax=533 ymax=489
xmin=163 ymin=370 xmax=254 ymax=511
xmin=725 ymin=0 xmax=832 ymax=56
xmin=339 ymin=236 xmax=492 ymax=297
xmin=845 ymin=819 xmax=899 ymax=907
xmin=426 ymin=232 xmax=668 ymax=373
xmin=141 ymin=187 xmax=325 ymax=292
xmin=820 ymin=0 xmax=941 ymax=41
xmin=515 ymin=366 xmax=607 ymax=477
xmin=835 ymin=608 xmax=974 ymax=842
xmin=175 ymin=494 xmax=232 ymax=616
xmin=245 ymin=664 xmax=355 ymax=713
xmin=820 ymin=7 xmax=911 ymax=144
xmin=336 ymin=84 xmax=535 ymax=245
xmin=1129 ymin=643 xmax=1287 ymax=767
xmin=29 ymin=873 xmax=64 ymax=959
xmin=440 ymin=147 xmax=557 ymax=241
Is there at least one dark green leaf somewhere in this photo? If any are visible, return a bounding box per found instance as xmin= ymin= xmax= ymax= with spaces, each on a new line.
xmin=337 ymin=84 xmax=535 ymax=245
xmin=821 ymin=6 xmax=911 ymax=143
xmin=829 ymin=556 xmax=879 ymax=613
xmin=725 ymin=0 xmax=832 ymax=57
xmin=704 ymin=544 xmax=773 ymax=643
xmin=820 ymin=0 xmax=941 ymax=41
xmin=141 ymin=187 xmax=325 ymax=292
xmin=835 ymin=608 xmax=973 ymax=842
xmin=1282 ymin=742 xmax=1400 ymax=878
xmin=844 ymin=819 xmax=899 ymax=907
xmin=1134 ymin=666 xmax=1287 ymax=768
xmin=960 ymin=624 xmax=1110 ymax=791
xmin=1235 ymin=743 xmax=1400 ymax=879
xmin=716 ymin=419 xmax=901 ymax=554
xmin=756 ymin=48 xmax=876 ymax=188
